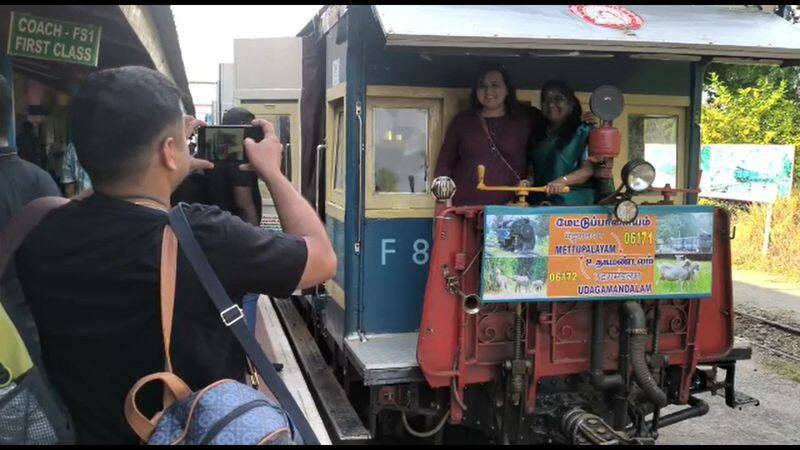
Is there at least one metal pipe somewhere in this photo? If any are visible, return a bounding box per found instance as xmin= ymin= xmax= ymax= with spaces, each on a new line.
xmin=648 ymin=396 xmax=708 ymax=429
xmin=622 ymin=301 xmax=667 ymax=407
xmin=613 ymin=302 xmax=631 ymax=430
xmin=590 ymin=302 xmax=623 ymax=391
xmin=651 ymin=301 xmax=663 ymax=430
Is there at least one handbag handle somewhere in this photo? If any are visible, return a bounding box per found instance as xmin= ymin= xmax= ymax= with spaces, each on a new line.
xmin=167 ymin=203 xmax=320 ymax=445
xmin=124 ymin=372 xmax=192 ymax=442
xmin=123 ymin=226 xmax=187 ymax=442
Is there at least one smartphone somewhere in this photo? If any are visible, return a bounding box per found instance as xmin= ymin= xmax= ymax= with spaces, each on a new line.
xmin=196 ymin=125 xmax=265 ymax=163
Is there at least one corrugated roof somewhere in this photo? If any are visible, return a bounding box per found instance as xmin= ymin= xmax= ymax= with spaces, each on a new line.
xmin=372 ymin=5 xmax=800 ymax=63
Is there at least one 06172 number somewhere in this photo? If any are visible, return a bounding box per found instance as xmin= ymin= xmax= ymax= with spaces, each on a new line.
xmin=549 ymin=272 xmax=577 ymax=282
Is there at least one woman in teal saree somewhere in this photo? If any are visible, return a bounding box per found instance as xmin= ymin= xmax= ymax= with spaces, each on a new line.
xmin=528 ymin=80 xmax=597 ymax=206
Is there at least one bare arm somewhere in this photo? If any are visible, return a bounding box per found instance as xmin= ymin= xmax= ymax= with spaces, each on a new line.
xmin=232 ymin=185 xmax=259 ymax=226
xmin=545 ymin=159 xmax=595 ymax=195
xmin=244 ymin=119 xmax=336 ymax=289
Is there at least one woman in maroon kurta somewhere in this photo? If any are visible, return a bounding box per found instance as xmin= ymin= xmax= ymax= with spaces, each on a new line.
xmin=434 ymin=67 xmax=538 ymax=206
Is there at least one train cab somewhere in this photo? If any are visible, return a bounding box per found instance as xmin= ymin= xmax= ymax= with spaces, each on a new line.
xmin=281 ymin=5 xmax=800 ymax=444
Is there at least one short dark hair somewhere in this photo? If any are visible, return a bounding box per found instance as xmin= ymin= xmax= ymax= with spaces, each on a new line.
xmin=222 ymin=107 xmax=255 ymax=125
xmin=469 ymin=65 xmax=519 ymax=112
xmin=71 ymin=66 xmax=184 ymax=186
xmin=0 ymin=75 xmax=11 ymax=138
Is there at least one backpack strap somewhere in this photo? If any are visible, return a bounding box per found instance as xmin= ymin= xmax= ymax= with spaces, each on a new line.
xmin=0 ymin=196 xmax=69 ymax=278
xmin=167 ymin=203 xmax=320 ymax=445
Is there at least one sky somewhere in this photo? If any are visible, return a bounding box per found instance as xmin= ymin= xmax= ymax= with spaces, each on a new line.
xmin=172 ymin=5 xmax=322 ymax=116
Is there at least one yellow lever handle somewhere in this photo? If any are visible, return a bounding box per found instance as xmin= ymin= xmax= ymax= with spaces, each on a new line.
xmin=476 ymin=165 xmax=570 ymax=193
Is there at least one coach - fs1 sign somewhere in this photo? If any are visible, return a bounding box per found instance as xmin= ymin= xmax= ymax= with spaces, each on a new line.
xmin=7 ymin=12 xmax=101 ymax=67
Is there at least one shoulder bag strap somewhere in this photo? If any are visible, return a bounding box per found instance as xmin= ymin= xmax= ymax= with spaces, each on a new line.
xmin=166 ymin=203 xmax=320 ymax=445
xmin=160 ymin=226 xmax=178 ymax=374
xmin=476 ymin=113 xmax=521 ymax=183
xmin=0 ymin=196 xmax=69 ymax=277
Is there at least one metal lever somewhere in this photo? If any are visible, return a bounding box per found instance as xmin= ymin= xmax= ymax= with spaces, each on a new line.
xmin=476 ymin=165 xmax=569 ymax=207
xmin=476 ymin=165 xmax=570 ymax=193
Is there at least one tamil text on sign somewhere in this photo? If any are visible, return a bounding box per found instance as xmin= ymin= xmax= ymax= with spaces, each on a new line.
xmin=481 ymin=205 xmax=714 ymax=302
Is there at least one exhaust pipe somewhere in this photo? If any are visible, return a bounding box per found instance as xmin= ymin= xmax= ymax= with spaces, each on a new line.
xmin=622 ymin=301 xmax=668 ymax=407
xmin=462 ymin=293 xmax=481 ymax=315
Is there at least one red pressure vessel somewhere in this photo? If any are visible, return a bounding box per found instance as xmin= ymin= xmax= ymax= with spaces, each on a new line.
xmin=588 ymin=125 xmax=621 ymax=159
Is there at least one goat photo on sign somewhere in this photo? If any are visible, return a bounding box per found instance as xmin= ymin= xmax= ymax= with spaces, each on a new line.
xmin=654 ymin=212 xmax=714 ymax=295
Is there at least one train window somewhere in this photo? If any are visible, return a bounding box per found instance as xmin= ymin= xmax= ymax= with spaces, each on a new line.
xmin=333 ymin=109 xmax=346 ymax=192
xmin=628 ymin=114 xmax=679 ymax=188
xmin=373 ymin=107 xmax=429 ymax=193
xmin=365 ymin=96 xmax=442 ymax=213
xmin=326 ymin=95 xmax=346 ymax=212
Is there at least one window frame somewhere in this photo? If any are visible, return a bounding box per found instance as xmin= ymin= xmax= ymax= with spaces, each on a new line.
xmin=240 ymin=101 xmax=301 ymax=206
xmin=325 ymin=88 xmax=346 ymax=218
xmin=365 ymin=96 xmax=443 ymax=211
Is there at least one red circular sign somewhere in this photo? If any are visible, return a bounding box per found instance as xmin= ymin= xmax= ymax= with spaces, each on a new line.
xmin=569 ymin=5 xmax=644 ymax=30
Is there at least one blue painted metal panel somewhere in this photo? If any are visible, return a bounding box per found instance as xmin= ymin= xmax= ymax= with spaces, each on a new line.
xmin=361 ymin=218 xmax=433 ymax=334
xmin=343 ymin=6 xmax=368 ymax=338
xmin=326 ymin=215 xmax=347 ymax=288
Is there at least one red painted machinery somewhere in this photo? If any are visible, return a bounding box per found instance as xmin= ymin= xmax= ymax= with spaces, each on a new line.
xmin=413 ymin=86 xmax=755 ymax=444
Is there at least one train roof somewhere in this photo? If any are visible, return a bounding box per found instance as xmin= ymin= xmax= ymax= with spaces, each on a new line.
xmin=371 ymin=5 xmax=800 ymax=65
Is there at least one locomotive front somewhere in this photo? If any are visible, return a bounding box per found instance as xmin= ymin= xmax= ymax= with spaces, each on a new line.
xmin=416 ymin=88 xmax=755 ymax=445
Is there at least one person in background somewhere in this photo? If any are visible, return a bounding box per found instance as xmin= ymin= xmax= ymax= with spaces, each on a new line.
xmin=46 ymin=141 xmax=66 ymax=190
xmin=210 ymin=107 xmax=263 ymax=227
xmin=434 ymin=66 xmax=536 ymax=206
xmin=527 ymin=79 xmax=597 ymax=206
xmin=0 ymin=74 xmax=62 ymax=369
xmin=61 ymin=141 xmax=92 ymax=197
xmin=210 ymin=107 xmax=267 ymax=333
xmin=16 ymin=120 xmax=42 ymax=168
xmin=15 ymin=66 xmax=336 ymax=444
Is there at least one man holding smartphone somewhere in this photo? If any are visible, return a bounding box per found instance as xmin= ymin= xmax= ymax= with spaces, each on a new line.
xmin=205 ymin=107 xmax=267 ymax=333
xmin=209 ymin=107 xmax=263 ymax=227
xmin=15 ymin=66 xmax=336 ymax=443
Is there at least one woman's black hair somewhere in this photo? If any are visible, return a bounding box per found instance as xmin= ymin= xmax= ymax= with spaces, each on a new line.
xmin=469 ymin=66 xmax=519 ymax=113
xmin=535 ymin=79 xmax=582 ymax=147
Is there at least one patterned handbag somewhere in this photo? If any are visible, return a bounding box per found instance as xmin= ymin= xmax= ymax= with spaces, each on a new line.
xmin=125 ymin=210 xmax=317 ymax=445
xmin=126 ymin=372 xmax=297 ymax=445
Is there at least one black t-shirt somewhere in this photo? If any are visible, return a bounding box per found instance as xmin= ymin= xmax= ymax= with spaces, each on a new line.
xmin=0 ymin=149 xmax=62 ymax=368
xmin=207 ymin=161 xmax=263 ymax=224
xmin=15 ymin=193 xmax=307 ymax=444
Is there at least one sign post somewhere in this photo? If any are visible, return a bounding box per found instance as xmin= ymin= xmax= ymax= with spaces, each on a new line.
xmin=762 ymin=203 xmax=773 ymax=257
xmin=6 ymin=12 xmax=102 ymax=67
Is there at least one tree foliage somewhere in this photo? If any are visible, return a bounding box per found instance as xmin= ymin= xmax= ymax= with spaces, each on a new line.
xmin=701 ymin=70 xmax=800 ymax=186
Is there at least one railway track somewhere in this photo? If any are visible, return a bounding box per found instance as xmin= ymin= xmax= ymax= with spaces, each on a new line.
xmin=734 ymin=309 xmax=800 ymax=364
